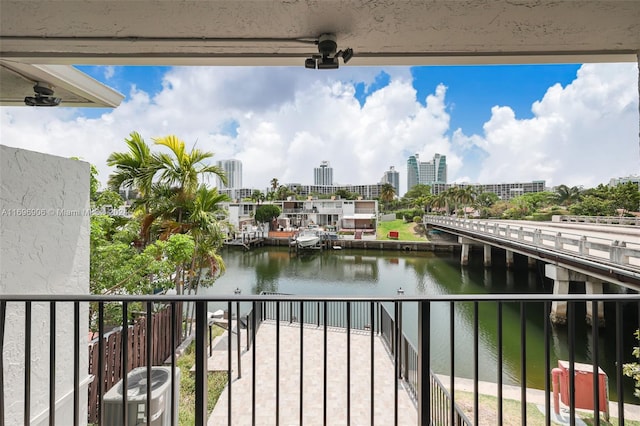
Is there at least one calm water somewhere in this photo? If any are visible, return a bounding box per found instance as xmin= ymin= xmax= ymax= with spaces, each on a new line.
xmin=202 ymin=246 xmax=638 ymax=402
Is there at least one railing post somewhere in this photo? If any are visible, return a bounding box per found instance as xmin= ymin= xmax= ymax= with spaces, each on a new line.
xmin=580 ymin=236 xmax=588 ymax=255
xmin=418 ymin=300 xmax=430 ymax=425
xmin=195 ymin=300 xmax=209 ymax=426
xmin=555 ymin=232 xmax=563 ymax=250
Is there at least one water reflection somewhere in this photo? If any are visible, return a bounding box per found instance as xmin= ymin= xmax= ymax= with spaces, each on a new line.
xmin=204 ymin=246 xmax=638 ymax=401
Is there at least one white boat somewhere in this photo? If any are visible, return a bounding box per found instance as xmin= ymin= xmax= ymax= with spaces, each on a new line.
xmin=295 ymin=229 xmax=321 ymax=248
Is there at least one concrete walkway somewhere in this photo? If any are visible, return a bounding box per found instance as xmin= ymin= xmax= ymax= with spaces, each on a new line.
xmin=205 ymin=321 xmax=640 ymax=425
xmin=207 ymin=321 xmax=417 ymax=425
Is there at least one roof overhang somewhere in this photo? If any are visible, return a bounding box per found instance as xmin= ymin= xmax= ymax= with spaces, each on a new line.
xmin=0 ymin=60 xmax=124 ymax=107
xmin=1 ymin=1 xmax=639 ymax=67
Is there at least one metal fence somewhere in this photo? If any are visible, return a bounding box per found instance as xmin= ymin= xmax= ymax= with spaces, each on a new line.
xmin=0 ymin=294 xmax=638 ymax=426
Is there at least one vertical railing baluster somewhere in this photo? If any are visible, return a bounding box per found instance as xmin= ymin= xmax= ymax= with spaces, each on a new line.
xmin=591 ymin=300 xmax=600 ymax=426
xmin=616 ymin=302 xmax=624 ymax=426
xmin=347 ymin=301 xmax=351 ymax=426
xmin=122 ymin=301 xmax=128 ymax=426
xmin=74 ymin=301 xmax=79 ymax=426
xmin=276 ymin=302 xmax=280 ymax=426
xmin=520 ymin=301 xmax=527 ymax=425
xmin=394 ymin=301 xmax=399 ymax=426
xmin=449 ymin=301 xmax=455 ymax=426
xmin=227 ymin=301 xmax=232 ymax=426
xmin=24 ymin=301 xmax=31 ymax=426
xmin=300 ymin=301 xmax=304 ymax=426
xmin=195 ymin=300 xmax=208 ymax=426
xmin=473 ymin=301 xmax=478 ymax=426
xmin=370 ymin=301 xmax=375 ymax=426
xmin=237 ymin=300 xmax=241 ymax=379
xmin=418 ymin=301 xmax=430 ymax=426
xmin=252 ymin=301 xmax=257 ymax=426
xmin=568 ymin=301 xmax=576 ymax=426
xmin=544 ymin=301 xmax=551 ymax=426
xmin=146 ymin=301 xmax=153 ymax=426
xmin=49 ymin=301 xmax=56 ymax=426
xmin=171 ymin=302 xmax=177 ymax=426
xmin=497 ymin=301 xmax=503 ymax=426
xmin=323 ymin=301 xmax=328 ymax=425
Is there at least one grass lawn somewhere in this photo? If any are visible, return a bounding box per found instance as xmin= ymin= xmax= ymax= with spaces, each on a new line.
xmin=377 ymin=219 xmax=427 ymax=241
xmin=177 ymin=326 xmax=227 ymax=425
xmin=455 ymin=391 xmax=637 ymax=426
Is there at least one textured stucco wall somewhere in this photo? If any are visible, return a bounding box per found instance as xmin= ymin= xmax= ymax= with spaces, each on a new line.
xmin=0 ymin=145 xmax=90 ymax=425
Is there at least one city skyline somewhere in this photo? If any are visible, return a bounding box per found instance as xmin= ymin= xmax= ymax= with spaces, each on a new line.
xmin=1 ymin=63 xmax=638 ymax=195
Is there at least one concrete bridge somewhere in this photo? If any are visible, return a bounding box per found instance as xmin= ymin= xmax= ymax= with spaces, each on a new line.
xmin=424 ymin=215 xmax=640 ymax=326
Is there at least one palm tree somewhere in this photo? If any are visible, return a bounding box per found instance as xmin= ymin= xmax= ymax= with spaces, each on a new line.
xmin=152 ymin=135 xmax=227 ymax=194
xmin=380 ymin=183 xmax=396 ymax=212
xmin=251 ymin=189 xmax=265 ymax=204
xmin=270 ymin=178 xmax=279 ymax=192
xmin=555 ymin=184 xmax=582 ymax=206
xmin=106 ymin=131 xmax=154 ymax=199
xmin=431 ymin=192 xmax=449 ymax=215
xmin=453 ymin=186 xmax=476 ymax=217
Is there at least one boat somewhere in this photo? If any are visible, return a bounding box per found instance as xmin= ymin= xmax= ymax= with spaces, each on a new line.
xmin=295 ymin=229 xmax=321 ymax=248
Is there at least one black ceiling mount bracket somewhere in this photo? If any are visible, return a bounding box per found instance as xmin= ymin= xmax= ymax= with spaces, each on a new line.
xmin=305 ymin=34 xmax=354 ymax=70
xmin=24 ymin=82 xmax=62 ymax=107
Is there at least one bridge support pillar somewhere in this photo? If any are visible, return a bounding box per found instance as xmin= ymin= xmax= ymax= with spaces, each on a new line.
xmin=461 ymin=243 xmax=470 ymax=266
xmin=527 ymin=256 xmax=537 ymax=269
xmin=459 ymin=237 xmax=473 ymax=266
xmin=585 ymin=280 xmax=606 ymax=327
xmin=505 ymin=250 xmax=514 ymax=269
xmin=546 ymin=264 xmax=570 ymax=325
xmin=483 ymin=244 xmax=492 ymax=267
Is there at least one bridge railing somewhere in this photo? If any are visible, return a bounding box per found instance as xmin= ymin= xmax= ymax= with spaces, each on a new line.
xmin=424 ymin=216 xmax=640 ymax=269
xmin=552 ymin=215 xmax=640 ymax=226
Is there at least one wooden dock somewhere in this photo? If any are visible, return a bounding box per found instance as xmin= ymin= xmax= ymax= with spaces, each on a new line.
xmin=224 ymin=230 xmax=265 ymax=250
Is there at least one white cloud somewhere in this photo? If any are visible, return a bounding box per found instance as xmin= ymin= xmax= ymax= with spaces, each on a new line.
xmin=1 ymin=63 xmax=637 ymax=197
xmin=472 ymin=63 xmax=638 ymax=187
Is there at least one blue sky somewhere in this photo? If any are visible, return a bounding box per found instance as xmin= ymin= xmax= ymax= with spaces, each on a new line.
xmin=1 ymin=63 xmax=638 ymax=194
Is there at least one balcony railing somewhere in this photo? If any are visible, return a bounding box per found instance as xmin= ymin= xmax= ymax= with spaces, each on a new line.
xmin=0 ymin=294 xmax=638 ymax=425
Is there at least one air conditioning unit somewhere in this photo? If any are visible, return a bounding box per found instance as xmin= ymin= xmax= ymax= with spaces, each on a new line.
xmin=103 ymin=366 xmax=180 ymax=426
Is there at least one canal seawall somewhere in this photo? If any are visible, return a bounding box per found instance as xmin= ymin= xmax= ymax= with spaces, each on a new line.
xmin=263 ymin=237 xmax=459 ymax=252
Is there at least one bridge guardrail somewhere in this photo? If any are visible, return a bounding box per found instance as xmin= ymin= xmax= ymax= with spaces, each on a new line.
xmin=552 ymin=215 xmax=640 ymax=226
xmin=424 ymin=216 xmax=640 ymax=269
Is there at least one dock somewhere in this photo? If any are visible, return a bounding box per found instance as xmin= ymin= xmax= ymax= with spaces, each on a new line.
xmin=224 ymin=230 xmax=265 ymax=250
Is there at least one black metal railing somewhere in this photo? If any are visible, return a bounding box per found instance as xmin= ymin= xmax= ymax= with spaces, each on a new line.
xmin=0 ymin=294 xmax=638 ymax=426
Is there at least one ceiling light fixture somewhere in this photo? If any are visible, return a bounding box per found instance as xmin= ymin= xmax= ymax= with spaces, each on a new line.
xmin=304 ymin=34 xmax=353 ymax=70
xmin=24 ymin=82 xmax=61 ymax=107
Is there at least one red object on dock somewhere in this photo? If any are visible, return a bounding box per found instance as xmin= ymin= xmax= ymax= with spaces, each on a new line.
xmin=552 ymin=360 xmax=609 ymax=419
xmin=388 ymin=230 xmax=399 ymax=239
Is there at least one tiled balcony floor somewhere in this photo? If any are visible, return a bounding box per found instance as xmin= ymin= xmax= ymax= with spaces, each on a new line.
xmin=208 ymin=321 xmax=417 ymax=425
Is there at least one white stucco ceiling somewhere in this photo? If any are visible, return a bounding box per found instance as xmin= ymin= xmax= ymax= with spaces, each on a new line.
xmin=0 ymin=0 xmax=639 ymax=106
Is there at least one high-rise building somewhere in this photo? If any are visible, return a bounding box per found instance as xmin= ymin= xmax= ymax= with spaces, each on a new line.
xmin=381 ymin=166 xmax=400 ymax=197
xmin=216 ymin=159 xmax=243 ymax=189
xmin=407 ymin=153 xmax=447 ymax=193
xmin=407 ymin=155 xmax=419 ymax=193
xmin=314 ymin=161 xmax=333 ymax=186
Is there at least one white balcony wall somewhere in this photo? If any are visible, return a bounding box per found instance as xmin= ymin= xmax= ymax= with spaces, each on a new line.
xmin=0 ymin=145 xmax=90 ymax=426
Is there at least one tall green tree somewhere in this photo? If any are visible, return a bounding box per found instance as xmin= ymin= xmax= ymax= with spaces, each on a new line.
xmin=404 ymin=184 xmax=431 ymax=199
xmin=255 ymin=204 xmax=282 ymax=230
xmin=107 ymin=131 xmax=154 ymax=199
xmin=555 ymin=184 xmax=582 ymax=206
xmin=380 ymin=183 xmax=396 ymax=212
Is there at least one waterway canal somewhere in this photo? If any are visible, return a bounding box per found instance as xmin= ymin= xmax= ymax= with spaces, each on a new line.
xmin=202 ymin=246 xmax=638 ymax=402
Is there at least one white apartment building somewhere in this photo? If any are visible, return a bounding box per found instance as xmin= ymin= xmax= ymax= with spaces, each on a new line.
xmin=216 ymin=159 xmax=243 ymax=189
